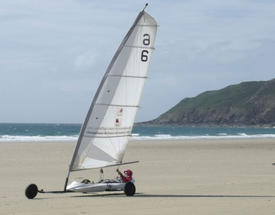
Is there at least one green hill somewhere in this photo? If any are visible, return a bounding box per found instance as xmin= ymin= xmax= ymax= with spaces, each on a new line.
xmin=146 ymin=78 xmax=275 ymax=126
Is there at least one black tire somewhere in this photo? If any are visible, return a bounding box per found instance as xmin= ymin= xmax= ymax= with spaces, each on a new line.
xmin=25 ymin=184 xmax=38 ymax=199
xmin=124 ymin=182 xmax=136 ymax=196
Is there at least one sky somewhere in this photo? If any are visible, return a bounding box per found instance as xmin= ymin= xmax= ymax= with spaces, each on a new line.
xmin=1 ymin=0 xmax=275 ymax=123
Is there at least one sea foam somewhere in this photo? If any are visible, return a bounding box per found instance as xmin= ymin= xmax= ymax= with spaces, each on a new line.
xmin=0 ymin=135 xmax=78 ymax=142
xmin=1 ymin=134 xmax=275 ymax=142
xmin=130 ymin=133 xmax=275 ymax=140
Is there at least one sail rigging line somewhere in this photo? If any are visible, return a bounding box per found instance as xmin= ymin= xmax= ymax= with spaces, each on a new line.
xmin=63 ymin=10 xmax=146 ymax=192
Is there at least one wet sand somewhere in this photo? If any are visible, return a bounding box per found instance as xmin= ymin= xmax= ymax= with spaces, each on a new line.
xmin=1 ymin=138 xmax=275 ymax=214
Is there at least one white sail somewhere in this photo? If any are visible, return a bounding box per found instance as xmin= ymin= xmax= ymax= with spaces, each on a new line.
xmin=70 ymin=10 xmax=157 ymax=171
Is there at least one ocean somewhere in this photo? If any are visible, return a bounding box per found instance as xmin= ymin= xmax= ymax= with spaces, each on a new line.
xmin=0 ymin=123 xmax=275 ymax=142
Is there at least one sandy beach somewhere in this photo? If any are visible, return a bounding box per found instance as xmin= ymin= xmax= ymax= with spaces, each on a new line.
xmin=1 ymin=138 xmax=275 ymax=214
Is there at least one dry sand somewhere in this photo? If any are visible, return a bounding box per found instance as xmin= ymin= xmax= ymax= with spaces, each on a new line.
xmin=1 ymin=138 xmax=275 ymax=214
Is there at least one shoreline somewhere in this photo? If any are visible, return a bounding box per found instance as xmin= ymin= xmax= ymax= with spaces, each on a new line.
xmin=1 ymin=135 xmax=275 ymax=143
xmin=136 ymin=122 xmax=275 ymax=128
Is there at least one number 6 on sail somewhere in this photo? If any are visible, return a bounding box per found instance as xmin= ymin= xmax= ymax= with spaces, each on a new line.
xmin=25 ymin=4 xmax=157 ymax=199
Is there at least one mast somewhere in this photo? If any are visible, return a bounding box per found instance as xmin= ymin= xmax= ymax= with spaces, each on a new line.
xmin=64 ymin=5 xmax=149 ymax=191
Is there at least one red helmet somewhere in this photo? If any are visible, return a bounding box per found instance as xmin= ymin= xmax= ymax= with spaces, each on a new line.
xmin=124 ymin=169 xmax=133 ymax=177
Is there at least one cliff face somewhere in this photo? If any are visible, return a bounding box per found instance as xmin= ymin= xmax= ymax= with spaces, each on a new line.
xmin=147 ymin=79 xmax=275 ymax=126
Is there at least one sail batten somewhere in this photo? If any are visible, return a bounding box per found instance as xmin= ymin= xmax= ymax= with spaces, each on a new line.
xmin=124 ymin=45 xmax=155 ymax=50
xmin=95 ymin=103 xmax=139 ymax=107
xmin=108 ymin=74 xmax=148 ymax=79
xmin=68 ymin=10 xmax=157 ymax=171
xmin=136 ymin=24 xmax=158 ymax=27
xmin=84 ymin=135 xmax=131 ymax=138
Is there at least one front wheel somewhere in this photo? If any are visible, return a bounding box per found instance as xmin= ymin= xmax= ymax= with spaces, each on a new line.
xmin=124 ymin=182 xmax=135 ymax=196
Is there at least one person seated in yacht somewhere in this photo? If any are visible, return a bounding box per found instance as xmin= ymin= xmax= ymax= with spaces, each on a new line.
xmin=116 ymin=169 xmax=134 ymax=183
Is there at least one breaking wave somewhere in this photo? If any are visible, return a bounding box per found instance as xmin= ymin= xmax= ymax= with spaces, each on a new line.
xmin=130 ymin=133 xmax=275 ymax=140
xmin=1 ymin=133 xmax=275 ymax=142
xmin=0 ymin=135 xmax=78 ymax=142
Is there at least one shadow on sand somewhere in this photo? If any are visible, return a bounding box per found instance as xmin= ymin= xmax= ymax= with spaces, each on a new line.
xmin=71 ymin=193 xmax=275 ymax=198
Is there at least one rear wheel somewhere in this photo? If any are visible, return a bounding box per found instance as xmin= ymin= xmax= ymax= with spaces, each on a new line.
xmin=124 ymin=182 xmax=135 ymax=196
xmin=25 ymin=184 xmax=38 ymax=199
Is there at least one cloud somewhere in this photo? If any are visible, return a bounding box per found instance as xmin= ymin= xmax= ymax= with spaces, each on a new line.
xmin=74 ymin=51 xmax=97 ymax=70
xmin=1 ymin=0 xmax=275 ymax=123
